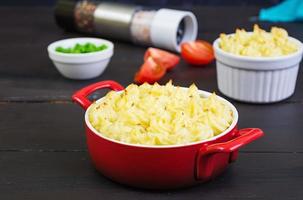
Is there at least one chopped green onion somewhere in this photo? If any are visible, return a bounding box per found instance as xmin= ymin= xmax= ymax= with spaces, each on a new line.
xmin=55 ymin=42 xmax=108 ymax=54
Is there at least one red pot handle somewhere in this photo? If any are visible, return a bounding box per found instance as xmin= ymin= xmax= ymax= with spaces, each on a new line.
xmin=196 ymin=128 xmax=264 ymax=181
xmin=72 ymin=80 xmax=124 ymax=110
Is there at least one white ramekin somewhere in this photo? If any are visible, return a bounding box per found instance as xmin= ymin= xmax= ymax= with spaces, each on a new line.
xmin=48 ymin=38 xmax=114 ymax=80
xmin=213 ymin=35 xmax=303 ymax=103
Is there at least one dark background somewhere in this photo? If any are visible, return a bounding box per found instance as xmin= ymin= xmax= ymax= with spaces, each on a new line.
xmin=1 ymin=0 xmax=303 ymax=200
xmin=1 ymin=0 xmax=282 ymax=7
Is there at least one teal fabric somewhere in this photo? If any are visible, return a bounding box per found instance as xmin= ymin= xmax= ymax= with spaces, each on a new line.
xmin=259 ymin=0 xmax=303 ymax=22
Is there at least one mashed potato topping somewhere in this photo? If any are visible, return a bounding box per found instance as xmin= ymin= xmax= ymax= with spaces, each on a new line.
xmin=219 ymin=25 xmax=298 ymax=57
xmin=88 ymin=82 xmax=233 ymax=146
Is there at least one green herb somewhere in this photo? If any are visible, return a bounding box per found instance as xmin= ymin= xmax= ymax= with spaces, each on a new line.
xmin=55 ymin=42 xmax=108 ymax=54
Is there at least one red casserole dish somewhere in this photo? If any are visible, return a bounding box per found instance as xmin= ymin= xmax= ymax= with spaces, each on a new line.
xmin=72 ymin=80 xmax=264 ymax=189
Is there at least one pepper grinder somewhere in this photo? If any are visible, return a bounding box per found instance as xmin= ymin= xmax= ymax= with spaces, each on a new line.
xmin=55 ymin=0 xmax=198 ymax=52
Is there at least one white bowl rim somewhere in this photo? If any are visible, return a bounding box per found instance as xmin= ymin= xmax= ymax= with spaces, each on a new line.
xmin=213 ymin=33 xmax=303 ymax=62
xmin=84 ymin=87 xmax=239 ymax=149
xmin=47 ymin=37 xmax=114 ymax=62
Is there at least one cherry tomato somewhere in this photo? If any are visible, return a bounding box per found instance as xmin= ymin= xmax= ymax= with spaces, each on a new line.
xmin=134 ymin=57 xmax=166 ymax=84
xmin=181 ymin=40 xmax=214 ymax=65
xmin=144 ymin=48 xmax=180 ymax=70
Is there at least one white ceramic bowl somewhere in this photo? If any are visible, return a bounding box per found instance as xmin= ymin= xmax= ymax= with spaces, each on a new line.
xmin=213 ymin=35 xmax=303 ymax=103
xmin=47 ymin=38 xmax=114 ymax=80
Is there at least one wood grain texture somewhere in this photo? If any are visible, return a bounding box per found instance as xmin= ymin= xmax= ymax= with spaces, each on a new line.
xmin=0 ymin=7 xmax=302 ymax=102
xmin=0 ymin=5 xmax=303 ymax=199
xmin=0 ymin=151 xmax=302 ymax=200
xmin=0 ymin=102 xmax=303 ymax=152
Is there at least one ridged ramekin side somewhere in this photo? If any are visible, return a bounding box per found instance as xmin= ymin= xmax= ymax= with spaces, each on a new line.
xmin=216 ymin=62 xmax=299 ymax=103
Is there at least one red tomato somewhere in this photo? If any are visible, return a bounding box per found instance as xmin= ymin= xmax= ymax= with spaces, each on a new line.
xmin=144 ymin=48 xmax=180 ymax=70
xmin=181 ymin=40 xmax=214 ymax=65
xmin=134 ymin=57 xmax=166 ymax=84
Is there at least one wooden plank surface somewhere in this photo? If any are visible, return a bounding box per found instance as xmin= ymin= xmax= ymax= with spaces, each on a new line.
xmin=0 ymin=7 xmax=302 ymax=102
xmin=1 ymin=5 xmax=303 ymax=200
xmin=0 ymin=152 xmax=302 ymax=200
xmin=0 ymin=102 xmax=303 ymax=152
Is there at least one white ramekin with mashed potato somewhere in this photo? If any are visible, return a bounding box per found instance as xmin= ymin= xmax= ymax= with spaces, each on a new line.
xmin=213 ymin=25 xmax=303 ymax=103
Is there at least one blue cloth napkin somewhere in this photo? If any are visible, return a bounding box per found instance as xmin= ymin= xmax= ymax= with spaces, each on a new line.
xmin=259 ymin=0 xmax=303 ymax=22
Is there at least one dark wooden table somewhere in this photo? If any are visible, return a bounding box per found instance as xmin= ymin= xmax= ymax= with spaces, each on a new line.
xmin=1 ymin=5 xmax=303 ymax=200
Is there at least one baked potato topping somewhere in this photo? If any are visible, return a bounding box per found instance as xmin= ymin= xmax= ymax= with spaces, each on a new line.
xmin=219 ymin=25 xmax=298 ymax=57
xmin=88 ymin=82 xmax=233 ymax=146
